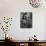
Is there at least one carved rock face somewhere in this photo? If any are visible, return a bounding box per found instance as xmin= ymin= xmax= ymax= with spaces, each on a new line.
xmin=29 ymin=0 xmax=42 ymax=8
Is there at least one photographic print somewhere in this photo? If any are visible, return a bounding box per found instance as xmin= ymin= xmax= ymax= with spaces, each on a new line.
xmin=20 ymin=12 xmax=32 ymax=28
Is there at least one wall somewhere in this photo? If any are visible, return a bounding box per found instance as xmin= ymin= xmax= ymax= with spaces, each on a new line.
xmin=0 ymin=0 xmax=46 ymax=40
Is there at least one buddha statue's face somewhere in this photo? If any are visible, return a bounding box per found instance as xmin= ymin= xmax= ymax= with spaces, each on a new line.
xmin=29 ymin=0 xmax=42 ymax=8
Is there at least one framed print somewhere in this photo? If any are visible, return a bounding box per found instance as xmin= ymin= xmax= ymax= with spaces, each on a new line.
xmin=20 ymin=12 xmax=32 ymax=28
